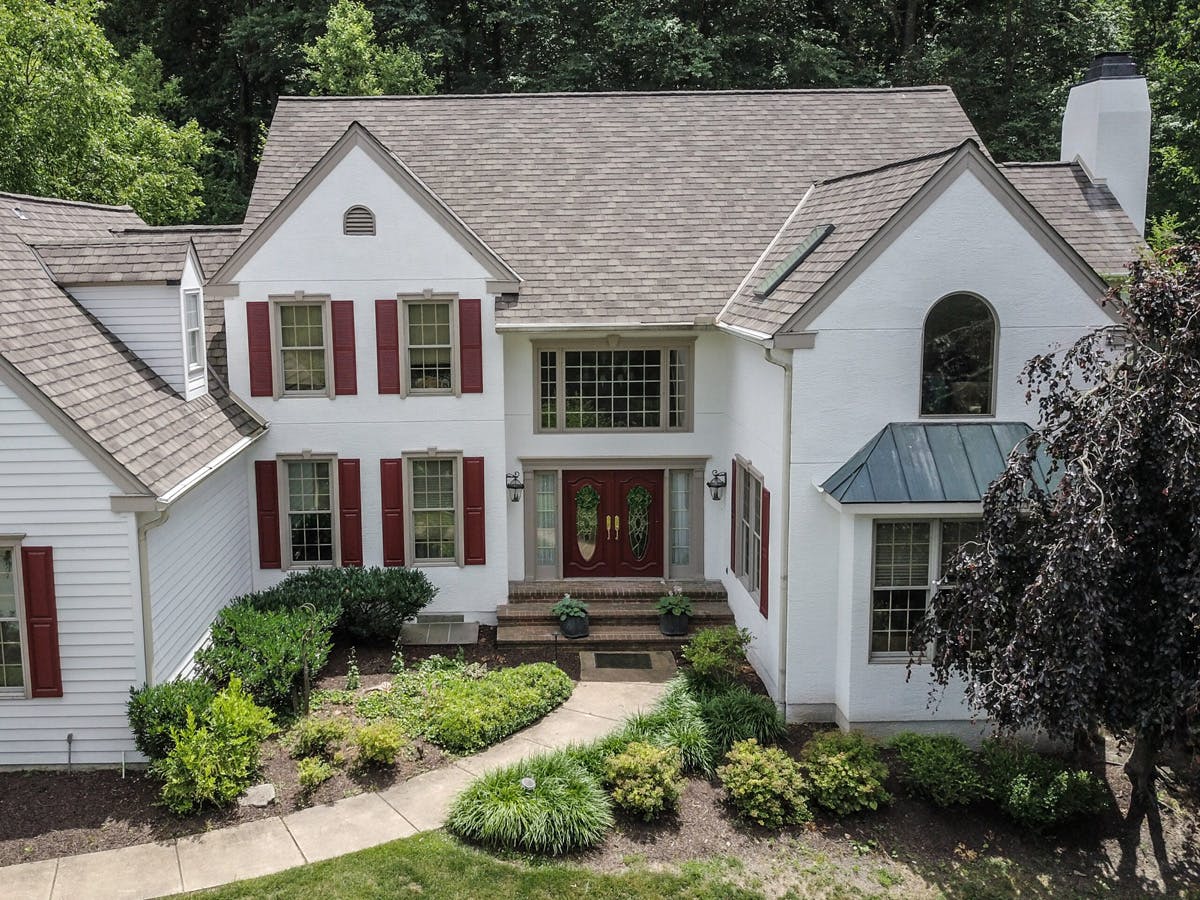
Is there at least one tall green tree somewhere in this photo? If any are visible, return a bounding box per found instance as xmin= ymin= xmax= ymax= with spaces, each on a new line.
xmin=303 ymin=0 xmax=436 ymax=95
xmin=0 ymin=0 xmax=209 ymax=223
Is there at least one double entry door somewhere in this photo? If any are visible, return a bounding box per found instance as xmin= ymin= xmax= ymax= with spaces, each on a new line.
xmin=562 ymin=470 xmax=664 ymax=577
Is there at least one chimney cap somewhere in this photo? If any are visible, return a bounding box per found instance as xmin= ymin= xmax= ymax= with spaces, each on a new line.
xmin=1083 ymin=52 xmax=1140 ymax=83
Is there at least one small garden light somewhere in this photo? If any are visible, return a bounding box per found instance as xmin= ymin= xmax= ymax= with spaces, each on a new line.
xmin=706 ymin=470 xmax=727 ymax=501
xmin=520 ymin=776 xmax=536 ymax=791
xmin=506 ymin=471 xmax=525 ymax=502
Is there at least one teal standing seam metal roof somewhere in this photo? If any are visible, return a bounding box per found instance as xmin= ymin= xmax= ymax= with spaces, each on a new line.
xmin=821 ymin=422 xmax=1048 ymax=503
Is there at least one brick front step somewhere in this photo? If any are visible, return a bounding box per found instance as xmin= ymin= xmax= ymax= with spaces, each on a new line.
xmin=506 ymin=579 xmax=727 ymax=603
xmin=496 ymin=601 xmax=734 ymax=629
xmin=496 ymin=623 xmax=699 ymax=649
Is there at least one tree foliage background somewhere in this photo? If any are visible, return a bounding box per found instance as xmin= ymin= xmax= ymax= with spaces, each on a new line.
xmin=1 ymin=0 xmax=1197 ymax=228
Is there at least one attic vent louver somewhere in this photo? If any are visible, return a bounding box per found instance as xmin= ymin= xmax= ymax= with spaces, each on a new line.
xmin=11 ymin=206 xmax=27 ymax=220
xmin=343 ymin=205 xmax=376 ymax=236
xmin=755 ymin=223 xmax=835 ymax=299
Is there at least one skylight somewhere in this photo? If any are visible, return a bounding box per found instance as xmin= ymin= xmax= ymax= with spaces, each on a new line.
xmin=755 ymin=223 xmax=834 ymax=298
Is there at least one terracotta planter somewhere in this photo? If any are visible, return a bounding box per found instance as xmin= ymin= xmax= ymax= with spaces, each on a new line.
xmin=659 ymin=613 xmax=690 ymax=636
xmin=560 ymin=614 xmax=590 ymax=639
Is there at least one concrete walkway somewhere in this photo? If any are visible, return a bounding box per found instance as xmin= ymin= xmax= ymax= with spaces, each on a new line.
xmin=7 ymin=681 xmax=665 ymax=900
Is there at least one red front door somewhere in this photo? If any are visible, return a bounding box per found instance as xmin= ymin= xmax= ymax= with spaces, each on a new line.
xmin=562 ymin=470 xmax=664 ymax=577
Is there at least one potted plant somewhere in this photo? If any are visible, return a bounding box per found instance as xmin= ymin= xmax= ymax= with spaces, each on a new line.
xmin=656 ymin=587 xmax=693 ymax=636
xmin=552 ymin=593 xmax=590 ymax=639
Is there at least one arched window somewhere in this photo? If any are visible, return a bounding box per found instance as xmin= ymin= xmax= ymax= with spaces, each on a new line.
xmin=920 ymin=293 xmax=996 ymax=416
xmin=343 ymin=205 xmax=376 ymax=236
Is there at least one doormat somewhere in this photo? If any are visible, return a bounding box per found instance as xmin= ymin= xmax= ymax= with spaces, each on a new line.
xmin=594 ymin=652 xmax=654 ymax=670
xmin=579 ymin=650 xmax=676 ymax=683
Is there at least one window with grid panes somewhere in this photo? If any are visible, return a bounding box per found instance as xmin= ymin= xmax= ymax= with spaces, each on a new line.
xmin=0 ymin=547 xmax=24 ymax=691
xmin=406 ymin=301 xmax=453 ymax=391
xmin=411 ymin=458 xmax=457 ymax=561
xmin=286 ymin=460 xmax=334 ymax=564
xmin=736 ymin=463 xmax=762 ymax=593
xmin=183 ymin=290 xmax=204 ymax=374
xmin=279 ymin=303 xmax=327 ymax=393
xmin=535 ymin=473 xmax=557 ymax=566
xmin=669 ymin=470 xmax=691 ymax=566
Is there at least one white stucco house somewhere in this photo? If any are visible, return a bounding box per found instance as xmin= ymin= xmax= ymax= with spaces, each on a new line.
xmin=0 ymin=54 xmax=1147 ymax=765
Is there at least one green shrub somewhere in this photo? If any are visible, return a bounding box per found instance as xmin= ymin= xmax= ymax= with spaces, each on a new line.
xmin=245 ymin=566 xmax=436 ymax=642
xmin=287 ymin=716 xmax=351 ymax=759
xmin=297 ymin=756 xmax=335 ymax=791
xmin=127 ymin=678 xmax=216 ymax=762
xmin=717 ymin=738 xmax=812 ymax=828
xmin=697 ymin=684 xmax=787 ymax=756
xmin=800 ymin=730 xmax=891 ymax=816
xmin=681 ymin=626 xmax=751 ymax=682
xmin=981 ymin=740 xmax=1108 ymax=830
xmin=154 ymin=678 xmax=277 ymax=815
xmin=605 ymin=742 xmax=683 ymax=821
xmin=424 ymin=663 xmax=573 ymax=753
xmin=447 ymin=751 xmax=614 ymax=854
xmin=890 ymin=732 xmax=985 ymax=807
xmin=356 ymin=720 xmax=409 ymax=765
xmin=196 ymin=602 xmax=336 ymax=714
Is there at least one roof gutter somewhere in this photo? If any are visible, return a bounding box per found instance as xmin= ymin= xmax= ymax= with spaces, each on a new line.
xmin=157 ymin=432 xmax=262 ymax=505
xmin=762 ymin=346 xmax=793 ymax=718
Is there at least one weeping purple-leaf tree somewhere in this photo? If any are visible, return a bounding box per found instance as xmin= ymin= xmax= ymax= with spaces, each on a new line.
xmin=914 ymin=244 xmax=1200 ymax=808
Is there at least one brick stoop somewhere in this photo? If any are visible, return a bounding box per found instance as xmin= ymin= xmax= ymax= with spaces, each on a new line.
xmin=506 ymin=578 xmax=728 ymax=602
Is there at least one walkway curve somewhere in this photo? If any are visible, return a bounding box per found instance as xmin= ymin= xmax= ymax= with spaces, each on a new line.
xmin=7 ymin=681 xmax=667 ymax=900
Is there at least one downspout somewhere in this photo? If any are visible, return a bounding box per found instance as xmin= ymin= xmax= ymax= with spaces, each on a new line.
xmin=763 ymin=346 xmax=793 ymax=718
xmin=136 ymin=506 xmax=170 ymax=687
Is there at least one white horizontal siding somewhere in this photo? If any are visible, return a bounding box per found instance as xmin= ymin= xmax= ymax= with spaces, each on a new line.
xmin=148 ymin=457 xmax=252 ymax=683
xmin=0 ymin=380 xmax=143 ymax=767
xmin=71 ymin=284 xmax=187 ymax=395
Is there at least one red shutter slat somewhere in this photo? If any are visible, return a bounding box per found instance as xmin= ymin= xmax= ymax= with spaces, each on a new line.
xmin=338 ymin=458 xmax=363 ymax=566
xmin=459 ymin=298 xmax=483 ymax=393
xmin=20 ymin=547 xmax=62 ymax=698
xmin=375 ymin=299 xmax=401 ymax=394
xmin=729 ymin=460 xmax=737 ymax=571
xmin=380 ymin=458 xmax=405 ymax=566
xmin=331 ymin=300 xmax=357 ymax=396
xmin=463 ymin=456 xmax=486 ymax=565
xmin=254 ymin=460 xmax=282 ymax=569
xmin=246 ymin=302 xmax=273 ymax=397
xmin=759 ymin=487 xmax=770 ymax=618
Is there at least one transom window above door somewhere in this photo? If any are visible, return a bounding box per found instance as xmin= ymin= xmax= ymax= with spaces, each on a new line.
xmin=536 ymin=342 xmax=693 ymax=432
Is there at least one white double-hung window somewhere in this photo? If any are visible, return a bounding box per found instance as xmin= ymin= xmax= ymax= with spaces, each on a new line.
xmin=0 ymin=545 xmax=26 ymax=693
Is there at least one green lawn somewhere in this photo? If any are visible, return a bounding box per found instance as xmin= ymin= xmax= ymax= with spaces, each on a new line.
xmin=187 ymin=831 xmax=758 ymax=899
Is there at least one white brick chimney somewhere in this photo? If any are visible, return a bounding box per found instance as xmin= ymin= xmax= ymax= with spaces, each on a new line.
xmin=1061 ymin=52 xmax=1152 ymax=234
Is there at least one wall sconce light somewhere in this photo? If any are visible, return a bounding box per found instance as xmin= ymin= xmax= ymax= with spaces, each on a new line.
xmin=706 ymin=470 xmax=727 ymax=501
xmin=506 ymin=471 xmax=525 ymax=502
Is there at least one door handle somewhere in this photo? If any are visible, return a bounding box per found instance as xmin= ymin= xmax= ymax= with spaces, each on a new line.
xmin=615 ymin=515 xmax=620 ymax=540
xmin=606 ymin=514 xmax=612 ymax=540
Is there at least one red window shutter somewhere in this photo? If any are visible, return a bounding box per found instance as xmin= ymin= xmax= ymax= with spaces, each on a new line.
xmin=380 ymin=458 xmax=405 ymax=566
xmin=338 ymin=458 xmax=363 ymax=566
xmin=331 ymin=300 xmax=357 ymax=396
xmin=20 ymin=547 xmax=62 ymax=698
xmin=759 ymin=487 xmax=770 ymax=618
xmin=459 ymin=298 xmax=483 ymax=393
xmin=375 ymin=299 xmax=401 ymax=394
xmin=246 ymin=302 xmax=273 ymax=397
xmin=729 ymin=460 xmax=737 ymax=570
xmin=463 ymin=456 xmax=486 ymax=565
xmin=254 ymin=460 xmax=282 ymax=569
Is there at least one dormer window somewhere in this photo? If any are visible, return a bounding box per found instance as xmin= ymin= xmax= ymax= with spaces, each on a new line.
xmin=920 ymin=293 xmax=996 ymax=417
xmin=183 ymin=290 xmax=204 ymax=375
xmin=343 ymin=205 xmax=376 ymax=236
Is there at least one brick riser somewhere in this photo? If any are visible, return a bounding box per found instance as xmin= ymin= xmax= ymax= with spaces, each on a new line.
xmin=495 ymin=623 xmax=703 ymax=650
xmin=507 ymin=579 xmax=728 ymax=603
xmin=497 ymin=601 xmax=734 ymax=629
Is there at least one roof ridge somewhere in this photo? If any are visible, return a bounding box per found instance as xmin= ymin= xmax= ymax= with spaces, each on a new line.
xmin=999 ymin=160 xmax=1078 ymax=169
xmin=816 ymin=141 xmax=969 ymax=187
xmin=0 ymin=191 xmax=136 ymax=212
xmin=276 ymin=86 xmax=957 ymax=102
xmin=31 ymin=236 xmax=193 ymax=247
xmin=112 ymin=224 xmax=243 ymax=233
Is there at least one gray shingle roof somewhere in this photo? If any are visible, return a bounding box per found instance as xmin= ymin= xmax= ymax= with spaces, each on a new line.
xmin=32 ymin=235 xmax=192 ymax=285
xmin=820 ymin=422 xmax=1045 ymax=503
xmin=0 ymin=193 xmax=262 ymax=497
xmin=1000 ymin=162 xmax=1144 ymax=275
xmin=719 ymin=149 xmax=955 ymax=335
xmin=245 ymin=90 xmax=983 ymax=326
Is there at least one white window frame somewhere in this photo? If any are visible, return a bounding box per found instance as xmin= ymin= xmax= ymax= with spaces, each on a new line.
xmin=182 ymin=289 xmax=205 ymax=376
xmin=278 ymin=455 xmax=339 ymax=570
xmin=270 ymin=294 xmax=333 ymax=399
xmin=0 ymin=537 xmax=30 ymax=699
xmin=403 ymin=451 xmax=463 ymax=567
xmin=533 ymin=338 xmax=695 ymax=433
xmin=734 ymin=459 xmax=763 ymax=598
xmin=400 ymin=294 xmax=460 ymax=397
xmin=868 ymin=517 xmax=982 ymax=663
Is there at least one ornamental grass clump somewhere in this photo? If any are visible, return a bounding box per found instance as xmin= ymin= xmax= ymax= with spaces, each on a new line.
xmin=890 ymin=732 xmax=984 ymax=807
xmin=696 ymin=682 xmax=787 ymax=757
xmin=717 ymin=738 xmax=812 ymax=828
xmin=605 ymin=742 xmax=683 ymax=821
xmin=799 ymin=730 xmax=891 ymax=816
xmin=447 ymin=751 xmax=613 ymax=854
